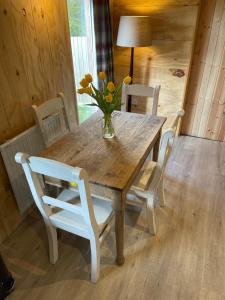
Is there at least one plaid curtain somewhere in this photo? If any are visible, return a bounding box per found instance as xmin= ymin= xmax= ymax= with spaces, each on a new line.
xmin=93 ymin=0 xmax=114 ymax=82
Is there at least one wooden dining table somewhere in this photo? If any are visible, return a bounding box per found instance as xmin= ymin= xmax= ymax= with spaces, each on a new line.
xmin=40 ymin=110 xmax=166 ymax=265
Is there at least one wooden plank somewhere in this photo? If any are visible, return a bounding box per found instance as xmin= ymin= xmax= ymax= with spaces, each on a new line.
xmin=29 ymin=0 xmax=57 ymax=101
xmin=43 ymin=0 xmax=78 ymax=129
xmin=113 ymin=5 xmax=199 ymax=29
xmin=192 ymin=0 xmax=224 ymax=137
xmin=0 ymin=78 xmax=12 ymax=142
xmin=206 ymin=54 xmax=225 ymax=140
xmin=0 ymin=0 xmax=38 ymax=134
xmin=114 ymin=41 xmax=193 ymax=69
xmin=182 ymin=0 xmax=225 ymax=141
xmin=218 ymin=114 xmax=225 ymax=141
xmin=182 ymin=5 xmax=216 ymax=133
xmin=0 ymin=0 xmax=78 ymax=242
xmin=113 ymin=0 xmax=200 ymax=6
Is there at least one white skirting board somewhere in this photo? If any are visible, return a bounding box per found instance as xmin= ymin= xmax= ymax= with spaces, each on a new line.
xmin=0 ymin=126 xmax=45 ymax=214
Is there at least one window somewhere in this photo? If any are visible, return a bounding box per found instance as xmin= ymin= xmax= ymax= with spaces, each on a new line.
xmin=67 ymin=0 xmax=98 ymax=123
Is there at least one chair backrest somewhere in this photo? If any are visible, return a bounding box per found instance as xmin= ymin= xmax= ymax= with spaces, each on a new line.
xmin=121 ymin=84 xmax=161 ymax=115
xmin=170 ymin=108 xmax=185 ymax=136
xmin=32 ymin=93 xmax=70 ymax=147
xmin=15 ymin=152 xmax=98 ymax=233
xmin=158 ymin=108 xmax=185 ymax=173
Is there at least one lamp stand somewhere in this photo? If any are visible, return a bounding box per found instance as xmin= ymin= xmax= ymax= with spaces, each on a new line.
xmin=128 ymin=47 xmax=134 ymax=112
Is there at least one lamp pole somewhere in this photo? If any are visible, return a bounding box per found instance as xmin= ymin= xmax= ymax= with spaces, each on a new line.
xmin=128 ymin=47 xmax=134 ymax=112
xmin=117 ymin=16 xmax=152 ymax=112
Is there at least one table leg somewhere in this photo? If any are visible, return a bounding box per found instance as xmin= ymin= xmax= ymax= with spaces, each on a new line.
xmin=112 ymin=191 xmax=125 ymax=265
xmin=153 ymin=130 xmax=161 ymax=162
xmin=115 ymin=209 xmax=125 ymax=265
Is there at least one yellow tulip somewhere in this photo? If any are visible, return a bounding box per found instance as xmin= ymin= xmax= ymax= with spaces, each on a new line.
xmin=123 ymin=76 xmax=132 ymax=85
xmin=98 ymin=71 xmax=106 ymax=81
xmin=84 ymin=87 xmax=92 ymax=95
xmin=77 ymin=88 xmax=85 ymax=94
xmin=105 ymin=93 xmax=113 ymax=103
xmin=86 ymin=87 xmax=93 ymax=95
xmin=85 ymin=73 xmax=93 ymax=83
xmin=77 ymin=87 xmax=92 ymax=95
xmin=107 ymin=81 xmax=115 ymax=92
xmin=80 ymin=78 xmax=89 ymax=88
xmin=69 ymin=182 xmax=78 ymax=187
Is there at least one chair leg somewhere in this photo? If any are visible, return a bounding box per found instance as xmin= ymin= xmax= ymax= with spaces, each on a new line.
xmin=146 ymin=193 xmax=156 ymax=235
xmin=157 ymin=177 xmax=165 ymax=207
xmin=46 ymin=225 xmax=58 ymax=264
xmin=90 ymin=236 xmax=100 ymax=283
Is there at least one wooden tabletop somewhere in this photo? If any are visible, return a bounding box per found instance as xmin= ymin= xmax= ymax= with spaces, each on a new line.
xmin=41 ymin=111 xmax=166 ymax=191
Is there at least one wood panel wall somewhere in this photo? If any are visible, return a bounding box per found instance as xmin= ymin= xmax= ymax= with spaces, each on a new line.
xmin=181 ymin=0 xmax=225 ymax=141
xmin=112 ymin=0 xmax=200 ymax=127
xmin=0 ymin=0 xmax=77 ymax=242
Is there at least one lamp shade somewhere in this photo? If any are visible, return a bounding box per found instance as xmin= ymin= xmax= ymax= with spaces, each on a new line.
xmin=117 ymin=16 xmax=152 ymax=48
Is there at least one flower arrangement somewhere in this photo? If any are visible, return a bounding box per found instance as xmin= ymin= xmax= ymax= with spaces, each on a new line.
xmin=77 ymin=72 xmax=131 ymax=138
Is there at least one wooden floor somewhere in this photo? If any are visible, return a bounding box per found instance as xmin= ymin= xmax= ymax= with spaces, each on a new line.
xmin=1 ymin=136 xmax=225 ymax=300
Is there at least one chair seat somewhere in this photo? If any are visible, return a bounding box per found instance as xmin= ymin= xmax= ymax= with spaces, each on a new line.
xmin=131 ymin=160 xmax=157 ymax=192
xmin=57 ymin=189 xmax=79 ymax=202
xmin=126 ymin=192 xmax=146 ymax=208
xmin=49 ymin=195 xmax=113 ymax=237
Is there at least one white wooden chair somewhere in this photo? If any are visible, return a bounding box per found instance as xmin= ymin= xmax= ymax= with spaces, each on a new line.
xmin=126 ymin=109 xmax=185 ymax=235
xmin=32 ymin=93 xmax=70 ymax=147
xmin=15 ymin=153 xmax=114 ymax=283
xmin=121 ymin=83 xmax=161 ymax=115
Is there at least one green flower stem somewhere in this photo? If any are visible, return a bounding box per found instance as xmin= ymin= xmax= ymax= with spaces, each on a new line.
xmin=103 ymin=113 xmax=112 ymax=128
xmin=103 ymin=113 xmax=115 ymax=138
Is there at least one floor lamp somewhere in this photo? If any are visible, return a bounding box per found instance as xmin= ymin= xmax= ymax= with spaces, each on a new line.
xmin=117 ymin=16 xmax=152 ymax=112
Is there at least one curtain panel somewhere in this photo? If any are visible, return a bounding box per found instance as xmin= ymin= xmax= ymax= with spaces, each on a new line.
xmin=93 ymin=0 xmax=114 ymax=82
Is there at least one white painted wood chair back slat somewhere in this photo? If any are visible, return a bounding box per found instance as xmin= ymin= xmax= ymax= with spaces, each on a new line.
xmin=170 ymin=109 xmax=185 ymax=134
xmin=121 ymin=84 xmax=161 ymax=115
xmin=42 ymin=196 xmax=83 ymax=215
xmin=157 ymin=130 xmax=175 ymax=172
xmin=28 ymin=156 xmax=83 ymax=183
xmin=32 ymin=93 xmax=70 ymax=147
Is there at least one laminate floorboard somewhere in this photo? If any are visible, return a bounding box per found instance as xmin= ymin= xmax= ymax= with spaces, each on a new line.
xmin=1 ymin=136 xmax=225 ymax=300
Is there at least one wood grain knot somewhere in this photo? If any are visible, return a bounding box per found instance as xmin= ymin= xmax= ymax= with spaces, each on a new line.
xmin=16 ymin=70 xmax=20 ymax=76
xmin=170 ymin=69 xmax=185 ymax=78
xmin=3 ymin=9 xmax=7 ymax=15
xmin=22 ymin=8 xmax=26 ymax=16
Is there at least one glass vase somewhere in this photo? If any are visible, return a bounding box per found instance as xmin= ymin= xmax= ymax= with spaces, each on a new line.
xmin=102 ymin=113 xmax=115 ymax=139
